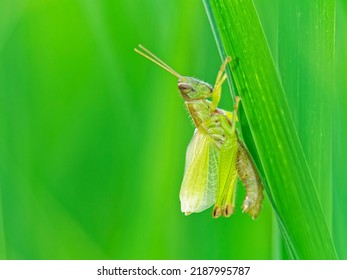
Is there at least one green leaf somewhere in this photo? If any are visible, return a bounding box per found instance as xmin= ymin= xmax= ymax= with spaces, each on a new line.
xmin=334 ymin=0 xmax=347 ymax=259
xmin=204 ymin=0 xmax=337 ymax=259
xmin=278 ymin=0 xmax=335 ymax=230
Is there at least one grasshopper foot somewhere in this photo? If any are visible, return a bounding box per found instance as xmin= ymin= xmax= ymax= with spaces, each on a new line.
xmin=212 ymin=206 xmax=222 ymax=218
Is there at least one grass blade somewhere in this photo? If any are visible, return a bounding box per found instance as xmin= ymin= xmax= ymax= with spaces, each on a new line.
xmin=278 ymin=0 xmax=335 ymax=230
xmin=333 ymin=0 xmax=347 ymax=259
xmin=204 ymin=0 xmax=337 ymax=259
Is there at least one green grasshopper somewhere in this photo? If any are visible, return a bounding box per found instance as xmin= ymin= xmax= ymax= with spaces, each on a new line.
xmin=135 ymin=45 xmax=263 ymax=219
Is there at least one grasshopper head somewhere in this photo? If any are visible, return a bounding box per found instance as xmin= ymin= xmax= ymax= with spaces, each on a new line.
xmin=178 ymin=77 xmax=213 ymax=101
xmin=134 ymin=45 xmax=213 ymax=100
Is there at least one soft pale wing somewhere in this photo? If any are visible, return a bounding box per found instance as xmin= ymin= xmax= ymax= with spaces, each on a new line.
xmin=180 ymin=129 xmax=219 ymax=215
xmin=213 ymin=133 xmax=238 ymax=218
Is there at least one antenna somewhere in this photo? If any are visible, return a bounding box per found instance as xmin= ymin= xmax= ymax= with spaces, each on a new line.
xmin=134 ymin=45 xmax=182 ymax=78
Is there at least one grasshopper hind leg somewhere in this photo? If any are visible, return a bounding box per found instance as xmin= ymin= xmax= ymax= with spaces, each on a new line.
xmin=212 ymin=133 xmax=238 ymax=219
xmin=211 ymin=98 xmax=241 ymax=219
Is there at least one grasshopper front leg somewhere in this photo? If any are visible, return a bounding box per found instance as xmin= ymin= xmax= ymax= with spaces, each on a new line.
xmin=210 ymin=56 xmax=231 ymax=112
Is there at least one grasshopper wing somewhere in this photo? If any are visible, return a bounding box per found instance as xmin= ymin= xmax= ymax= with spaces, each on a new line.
xmin=180 ymin=129 xmax=219 ymax=215
xmin=237 ymin=138 xmax=264 ymax=219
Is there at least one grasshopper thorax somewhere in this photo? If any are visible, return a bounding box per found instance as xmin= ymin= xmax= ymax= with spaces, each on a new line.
xmin=178 ymin=77 xmax=213 ymax=101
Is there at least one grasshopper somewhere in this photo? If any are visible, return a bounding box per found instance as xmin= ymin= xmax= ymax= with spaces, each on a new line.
xmin=135 ymin=45 xmax=263 ymax=219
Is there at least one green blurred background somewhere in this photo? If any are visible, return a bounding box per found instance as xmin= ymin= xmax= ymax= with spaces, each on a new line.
xmin=0 ymin=0 xmax=346 ymax=259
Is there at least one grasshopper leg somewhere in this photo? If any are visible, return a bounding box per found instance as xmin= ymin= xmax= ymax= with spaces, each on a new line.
xmin=211 ymin=56 xmax=231 ymax=112
xmin=212 ymin=97 xmax=241 ymax=218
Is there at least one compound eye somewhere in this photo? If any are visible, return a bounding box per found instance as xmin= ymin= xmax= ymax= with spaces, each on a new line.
xmin=178 ymin=83 xmax=193 ymax=94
